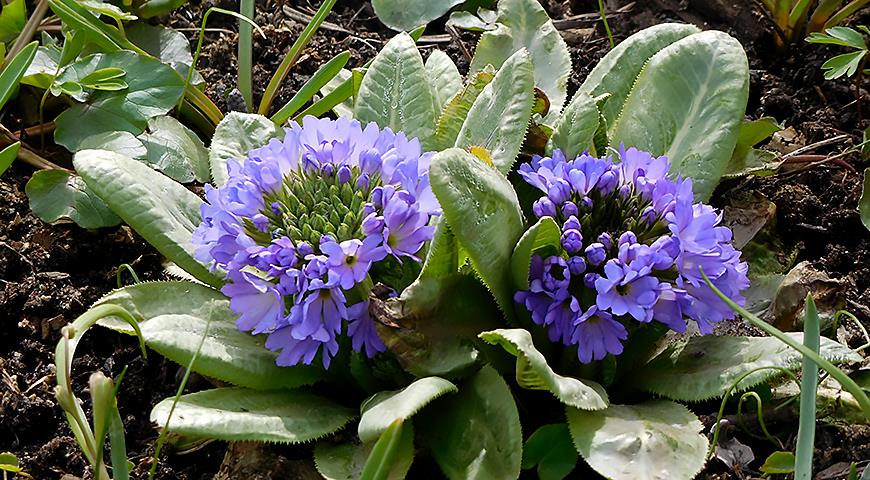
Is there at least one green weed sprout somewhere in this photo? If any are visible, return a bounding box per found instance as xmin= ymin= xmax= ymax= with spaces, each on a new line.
xmin=760 ymin=0 xmax=870 ymax=47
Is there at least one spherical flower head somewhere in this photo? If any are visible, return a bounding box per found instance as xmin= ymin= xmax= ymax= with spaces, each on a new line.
xmin=194 ymin=117 xmax=441 ymax=368
xmin=513 ymin=146 xmax=749 ymax=365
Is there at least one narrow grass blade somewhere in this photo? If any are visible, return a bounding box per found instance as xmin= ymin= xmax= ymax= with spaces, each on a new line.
xmin=795 ymin=294 xmax=820 ymax=480
xmin=0 ymin=41 xmax=37 ymax=110
xmin=271 ymin=50 xmax=349 ymax=125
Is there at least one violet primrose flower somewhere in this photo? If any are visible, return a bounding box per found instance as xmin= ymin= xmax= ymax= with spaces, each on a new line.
xmin=193 ymin=117 xmax=440 ymax=368
xmin=514 ymin=146 xmax=749 ymax=364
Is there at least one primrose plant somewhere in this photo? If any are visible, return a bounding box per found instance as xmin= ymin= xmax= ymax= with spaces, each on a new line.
xmin=56 ymin=0 xmax=865 ymax=479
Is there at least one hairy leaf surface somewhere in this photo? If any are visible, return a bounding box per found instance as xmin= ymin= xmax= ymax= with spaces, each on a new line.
xmin=209 ymin=112 xmax=284 ymax=186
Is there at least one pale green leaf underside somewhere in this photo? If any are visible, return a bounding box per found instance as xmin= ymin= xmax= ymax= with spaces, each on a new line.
xmin=150 ymin=387 xmax=354 ymax=443
xmin=74 ymin=149 xmax=223 ymax=288
xmin=138 ymin=115 xmax=210 ymax=183
xmin=209 ymin=112 xmax=284 ymax=186
xmin=425 ymin=50 xmax=462 ymax=110
xmin=480 ymin=328 xmax=609 ymax=410
xmin=358 ymin=376 xmax=456 ymax=443
xmin=420 ymin=366 xmax=522 ymax=480
xmin=455 ymin=48 xmax=535 ymax=175
xmin=633 ymin=333 xmax=862 ymax=402
xmin=578 ymin=23 xmax=700 ymax=127
xmin=94 ymin=280 xmax=321 ymax=389
xmin=469 ymin=0 xmax=570 ymax=123
xmin=548 ymin=90 xmax=599 ymax=159
xmin=609 ymin=30 xmax=749 ymax=201
xmin=372 ymin=0 xmax=463 ymax=31
xmin=567 ymin=400 xmax=708 ymax=480
xmin=355 ymin=33 xmax=437 ymax=149
xmin=429 ymin=148 xmax=525 ymax=318
xmin=511 ymin=216 xmax=561 ymax=291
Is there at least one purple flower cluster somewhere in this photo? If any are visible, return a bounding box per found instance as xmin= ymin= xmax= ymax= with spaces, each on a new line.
xmin=193 ymin=117 xmax=440 ymax=368
xmin=514 ymin=147 xmax=749 ymax=364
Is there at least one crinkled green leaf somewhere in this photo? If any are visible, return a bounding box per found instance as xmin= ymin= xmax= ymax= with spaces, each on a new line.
xmin=632 ymin=333 xmax=862 ymax=402
xmin=138 ymin=115 xmax=210 ymax=183
xmin=429 ymin=148 xmax=524 ymax=317
xmin=209 ymin=112 xmax=283 ymax=186
xmin=358 ymin=377 xmax=456 ymax=443
xmin=480 ymin=328 xmax=609 ymax=410
xmin=469 ymin=0 xmax=570 ymax=123
xmin=548 ymin=91 xmax=601 ymax=158
xmin=315 ymin=423 xmax=414 ymax=480
xmin=433 ymin=68 xmax=495 ymax=150
xmin=150 ymin=387 xmax=354 ymax=443
xmin=95 ymin=280 xmax=322 ymax=389
xmin=511 ymin=216 xmax=560 ymax=290
xmin=25 ymin=169 xmax=121 ymax=229
xmin=355 ymin=33 xmax=437 ymax=148
xmin=74 ymin=149 xmax=223 ymax=288
xmin=609 ymin=31 xmax=749 ymax=201
xmin=455 ymin=49 xmax=534 ymax=175
xmin=425 ymin=50 xmax=462 ymax=110
xmin=373 ymin=0 xmax=463 ymax=31
xmin=419 ymin=365 xmax=522 ymax=480
xmin=567 ymin=400 xmax=708 ymax=480
xmin=54 ymin=50 xmax=184 ymax=151
xmin=861 ymin=168 xmax=870 ymax=232
xmin=76 ymin=131 xmax=147 ymax=159
xmin=522 ymin=424 xmax=577 ymax=480
xmin=578 ymin=23 xmax=699 ymax=128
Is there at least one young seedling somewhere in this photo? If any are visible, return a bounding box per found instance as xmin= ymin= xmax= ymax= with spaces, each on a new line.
xmin=807 ymin=26 xmax=870 ymax=120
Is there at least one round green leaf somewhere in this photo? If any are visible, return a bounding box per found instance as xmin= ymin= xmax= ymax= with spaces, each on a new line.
xmin=469 ymin=0 xmax=570 ymax=123
xmin=95 ymin=280 xmax=322 ymax=389
xmin=77 ymin=131 xmax=147 ymax=159
xmin=608 ymin=31 xmax=749 ymax=201
xmin=373 ymin=0 xmax=464 ymax=31
xmin=522 ymin=424 xmax=578 ymax=480
xmin=25 ymin=169 xmax=121 ymax=229
xmin=54 ymin=50 xmax=185 ymax=151
xmin=455 ymin=49 xmax=534 ymax=175
xmin=631 ymin=333 xmax=862 ymax=402
xmin=74 ymin=149 xmax=223 ymax=288
xmin=429 ymin=148 xmax=525 ymax=317
xmin=358 ymin=376 xmax=457 ymax=443
xmin=150 ymin=387 xmax=354 ymax=443
xmin=566 ymin=400 xmax=708 ymax=480
xmin=138 ymin=115 xmax=210 ymax=183
xmin=480 ymin=329 xmax=608 ymax=410
xmin=355 ymin=33 xmax=437 ymax=149
xmin=419 ymin=365 xmax=522 ymax=480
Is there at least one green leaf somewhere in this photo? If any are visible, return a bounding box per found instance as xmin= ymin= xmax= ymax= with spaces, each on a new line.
xmin=860 ymin=168 xmax=870 ymax=232
xmin=150 ymin=387 xmax=354 ymax=443
xmin=74 ymin=149 xmax=223 ymax=288
xmin=578 ymin=23 xmax=699 ymax=130
xmin=272 ymin=50 xmax=350 ymax=125
xmin=315 ymin=424 xmax=414 ymax=480
xmin=372 ymin=0 xmax=464 ymax=31
xmin=25 ymin=169 xmax=121 ymax=229
xmin=548 ymin=91 xmax=602 ymax=158
xmin=821 ymin=50 xmax=867 ymax=79
xmin=759 ymin=451 xmax=796 ymax=474
xmin=567 ymin=400 xmax=707 ymax=480
xmin=631 ymin=333 xmax=862 ymax=402
xmin=79 ymin=0 xmax=137 ymax=21
xmin=522 ymin=424 xmax=577 ymax=480
xmin=355 ymin=33 xmax=437 ymax=148
xmin=419 ymin=365 xmax=522 ymax=480
xmin=79 ymin=66 xmax=126 ymax=87
xmin=0 ymin=0 xmax=26 ymax=43
xmin=725 ymin=117 xmax=783 ymax=178
xmin=432 ymin=68 xmax=495 ymax=150
xmin=429 ymin=148 xmax=525 ymax=317
xmin=126 ymin=23 xmax=203 ymax=86
xmin=138 ymin=115 xmax=210 ymax=183
xmin=455 ymin=49 xmax=535 ymax=175
xmin=447 ymin=10 xmax=498 ymax=32
xmin=360 ymin=420 xmax=414 ymax=480
xmin=21 ymin=44 xmax=62 ymax=89
xmin=807 ymin=26 xmax=867 ymax=49
xmin=469 ymin=0 xmax=570 ymax=123
xmin=358 ymin=376 xmax=456 ymax=443
xmin=511 ymin=216 xmax=561 ymax=290
xmin=735 ymin=117 xmax=782 ymax=150
xmin=77 ymin=131 xmax=147 ymax=159
xmin=480 ymin=328 xmax=609 ymax=410
xmin=425 ymin=50 xmax=462 ymax=110
xmin=0 ymin=142 xmax=19 ymax=177
xmin=320 ymin=68 xmax=354 ymax=118
xmin=209 ymin=112 xmax=283 ymax=186
xmin=94 ymin=280 xmax=321 ymax=389
xmin=0 ymin=41 xmax=37 ymax=111
xmin=54 ymin=50 xmax=185 ymax=151
xmin=609 ymin=30 xmax=749 ymax=201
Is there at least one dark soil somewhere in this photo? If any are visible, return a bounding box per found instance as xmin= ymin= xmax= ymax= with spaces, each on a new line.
xmin=3 ymin=0 xmax=870 ymax=478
